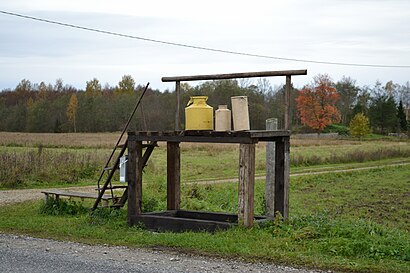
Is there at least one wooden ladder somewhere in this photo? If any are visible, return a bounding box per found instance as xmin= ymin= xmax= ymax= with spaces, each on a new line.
xmin=91 ymin=83 xmax=150 ymax=211
xmin=92 ymin=140 xmax=157 ymax=210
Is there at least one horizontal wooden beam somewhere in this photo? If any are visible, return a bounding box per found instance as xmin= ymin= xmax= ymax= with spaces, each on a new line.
xmin=127 ymin=130 xmax=290 ymax=144
xmin=162 ymin=70 xmax=307 ymax=82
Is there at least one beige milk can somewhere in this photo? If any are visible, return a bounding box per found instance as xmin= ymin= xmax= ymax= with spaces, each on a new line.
xmin=215 ymin=105 xmax=231 ymax=131
xmin=231 ymin=96 xmax=250 ymax=131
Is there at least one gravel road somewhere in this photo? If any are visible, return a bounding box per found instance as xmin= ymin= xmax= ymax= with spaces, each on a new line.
xmin=0 ymin=233 xmax=325 ymax=273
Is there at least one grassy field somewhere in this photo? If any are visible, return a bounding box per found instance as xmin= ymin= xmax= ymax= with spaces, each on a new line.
xmin=0 ymin=132 xmax=409 ymax=272
xmin=0 ymin=166 xmax=408 ymax=272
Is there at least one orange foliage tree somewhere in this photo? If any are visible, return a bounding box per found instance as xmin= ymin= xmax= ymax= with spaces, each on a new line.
xmin=296 ymin=74 xmax=341 ymax=133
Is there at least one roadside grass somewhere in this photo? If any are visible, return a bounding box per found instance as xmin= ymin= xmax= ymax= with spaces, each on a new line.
xmin=0 ymin=167 xmax=409 ymax=273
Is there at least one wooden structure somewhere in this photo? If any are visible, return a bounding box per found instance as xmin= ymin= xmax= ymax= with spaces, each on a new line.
xmin=126 ymin=130 xmax=290 ymax=231
xmin=162 ymin=69 xmax=307 ymax=130
xmin=42 ymin=190 xmax=114 ymax=207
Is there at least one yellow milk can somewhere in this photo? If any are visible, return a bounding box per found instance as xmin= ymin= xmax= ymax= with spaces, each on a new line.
xmin=185 ymin=96 xmax=214 ymax=130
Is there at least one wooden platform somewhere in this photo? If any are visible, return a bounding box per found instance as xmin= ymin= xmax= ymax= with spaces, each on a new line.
xmin=128 ymin=130 xmax=290 ymax=143
xmin=127 ymin=130 xmax=290 ymax=232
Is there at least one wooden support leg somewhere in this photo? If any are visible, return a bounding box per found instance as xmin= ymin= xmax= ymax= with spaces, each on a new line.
xmin=265 ymin=118 xmax=278 ymax=219
xmin=167 ymin=142 xmax=180 ymax=210
xmin=274 ymin=137 xmax=290 ymax=220
xmin=128 ymin=140 xmax=143 ymax=226
xmin=238 ymin=143 xmax=255 ymax=227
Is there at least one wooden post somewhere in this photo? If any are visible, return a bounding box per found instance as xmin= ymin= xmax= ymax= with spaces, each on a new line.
xmin=265 ymin=118 xmax=278 ymax=219
xmin=238 ymin=143 xmax=255 ymax=227
xmin=284 ymin=75 xmax=292 ymax=130
xmin=175 ymin=81 xmax=181 ymax=131
xmin=167 ymin=142 xmax=180 ymax=210
xmin=274 ymin=137 xmax=290 ymax=220
xmin=127 ymin=140 xmax=143 ymax=226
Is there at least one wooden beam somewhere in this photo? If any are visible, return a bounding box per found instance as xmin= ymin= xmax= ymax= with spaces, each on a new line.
xmin=162 ymin=70 xmax=307 ymax=82
xmin=284 ymin=75 xmax=292 ymax=130
xmin=238 ymin=143 xmax=256 ymax=227
xmin=175 ymin=81 xmax=181 ymax=131
xmin=274 ymin=137 xmax=290 ymax=220
xmin=127 ymin=140 xmax=143 ymax=226
xmin=265 ymin=118 xmax=278 ymax=219
xmin=167 ymin=142 xmax=180 ymax=210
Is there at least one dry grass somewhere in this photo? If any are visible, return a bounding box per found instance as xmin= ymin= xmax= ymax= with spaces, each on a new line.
xmin=0 ymin=132 xmax=125 ymax=148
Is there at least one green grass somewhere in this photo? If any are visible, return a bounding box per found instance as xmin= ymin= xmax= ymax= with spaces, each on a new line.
xmin=0 ymin=166 xmax=409 ymax=273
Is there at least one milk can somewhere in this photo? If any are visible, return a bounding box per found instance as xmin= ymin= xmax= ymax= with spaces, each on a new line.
xmin=231 ymin=96 xmax=250 ymax=131
xmin=185 ymin=96 xmax=213 ymax=130
xmin=215 ymin=105 xmax=231 ymax=131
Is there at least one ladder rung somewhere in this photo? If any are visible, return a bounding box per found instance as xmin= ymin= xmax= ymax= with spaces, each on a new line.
xmin=116 ymin=144 xmax=126 ymax=148
xmin=104 ymin=166 xmax=114 ymax=171
xmin=96 ymin=185 xmax=127 ymax=190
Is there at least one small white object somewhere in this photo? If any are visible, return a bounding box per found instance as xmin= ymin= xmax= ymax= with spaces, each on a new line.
xmin=119 ymin=156 xmax=128 ymax=182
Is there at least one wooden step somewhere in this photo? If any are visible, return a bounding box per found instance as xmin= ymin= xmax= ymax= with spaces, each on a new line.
xmin=96 ymin=185 xmax=128 ymax=190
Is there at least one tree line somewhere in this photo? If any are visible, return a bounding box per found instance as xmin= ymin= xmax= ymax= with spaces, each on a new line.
xmin=0 ymin=75 xmax=409 ymax=135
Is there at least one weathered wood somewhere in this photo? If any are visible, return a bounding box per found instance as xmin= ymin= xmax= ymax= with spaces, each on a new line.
xmin=238 ymin=143 xmax=255 ymax=227
xmin=175 ymin=81 xmax=181 ymax=131
xmin=117 ymin=141 xmax=157 ymax=207
xmin=274 ymin=137 xmax=290 ymax=220
xmin=284 ymin=75 xmax=292 ymax=130
xmin=128 ymin=130 xmax=290 ymax=144
xmin=41 ymin=190 xmax=114 ymax=201
xmin=127 ymin=140 xmax=143 ymax=226
xmin=265 ymin=118 xmax=278 ymax=219
xmin=167 ymin=142 xmax=180 ymax=210
xmin=134 ymin=210 xmax=267 ymax=232
xmin=162 ymin=70 xmax=307 ymax=82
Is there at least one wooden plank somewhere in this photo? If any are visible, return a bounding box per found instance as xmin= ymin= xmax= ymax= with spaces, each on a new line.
xmin=274 ymin=137 xmax=290 ymax=220
xmin=127 ymin=140 xmax=143 ymax=226
xmin=41 ymin=190 xmax=113 ymax=200
xmin=167 ymin=142 xmax=180 ymax=210
xmin=162 ymin=70 xmax=307 ymax=82
xmin=265 ymin=118 xmax=278 ymax=219
xmin=135 ymin=214 xmax=234 ymax=232
xmin=284 ymin=75 xmax=291 ymax=130
xmin=238 ymin=143 xmax=255 ymax=227
xmin=127 ymin=130 xmax=290 ymax=144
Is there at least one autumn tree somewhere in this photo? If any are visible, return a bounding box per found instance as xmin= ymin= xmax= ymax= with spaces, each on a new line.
xmin=66 ymin=93 xmax=78 ymax=132
xmin=85 ymin=78 xmax=102 ymax=96
xmin=296 ymin=74 xmax=341 ymax=133
xmin=349 ymin=113 xmax=371 ymax=139
xmin=115 ymin=75 xmax=135 ymax=95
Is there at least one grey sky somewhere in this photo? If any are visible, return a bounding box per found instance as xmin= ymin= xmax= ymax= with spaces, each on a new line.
xmin=0 ymin=0 xmax=409 ymax=90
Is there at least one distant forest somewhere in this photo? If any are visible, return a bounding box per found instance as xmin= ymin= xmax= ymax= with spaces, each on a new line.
xmin=0 ymin=75 xmax=409 ymax=134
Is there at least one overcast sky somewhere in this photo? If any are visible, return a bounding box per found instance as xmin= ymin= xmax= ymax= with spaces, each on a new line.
xmin=0 ymin=0 xmax=409 ymax=91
